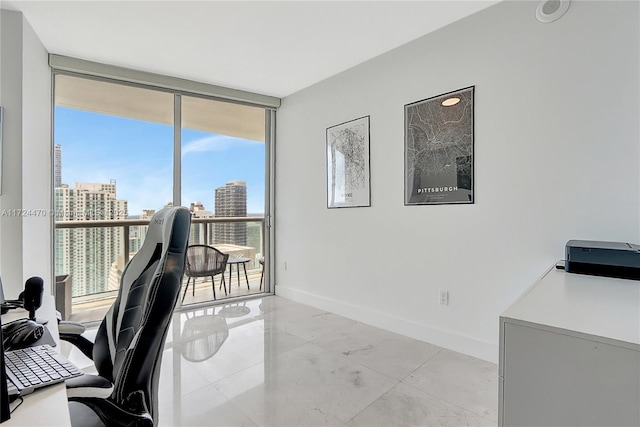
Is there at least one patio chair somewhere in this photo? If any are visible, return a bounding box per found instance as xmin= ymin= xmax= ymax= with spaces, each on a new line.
xmin=182 ymin=245 xmax=229 ymax=303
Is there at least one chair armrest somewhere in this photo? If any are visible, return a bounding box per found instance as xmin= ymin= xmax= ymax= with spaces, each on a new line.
xmin=66 ymin=374 xmax=113 ymax=399
xmin=58 ymin=320 xmax=94 ymax=360
xmin=58 ymin=320 xmax=86 ymax=335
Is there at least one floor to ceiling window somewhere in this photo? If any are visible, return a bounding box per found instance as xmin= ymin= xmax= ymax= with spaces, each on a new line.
xmin=53 ymin=70 xmax=274 ymax=322
xmin=54 ymin=75 xmax=174 ymax=301
xmin=180 ymin=96 xmax=267 ymax=303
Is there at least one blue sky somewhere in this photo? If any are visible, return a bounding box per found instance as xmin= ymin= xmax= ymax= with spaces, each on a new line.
xmin=55 ymin=107 xmax=265 ymax=215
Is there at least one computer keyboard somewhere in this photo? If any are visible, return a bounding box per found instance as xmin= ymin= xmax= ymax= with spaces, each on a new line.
xmin=4 ymin=344 xmax=82 ymax=395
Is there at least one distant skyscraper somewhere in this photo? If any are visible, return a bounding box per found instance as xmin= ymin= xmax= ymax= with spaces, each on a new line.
xmin=214 ymin=180 xmax=247 ymax=245
xmin=54 ymin=144 xmax=62 ymax=188
xmin=129 ymin=209 xmax=155 ymax=255
xmin=189 ymin=201 xmax=213 ymax=245
xmin=54 ymin=180 xmax=127 ymax=297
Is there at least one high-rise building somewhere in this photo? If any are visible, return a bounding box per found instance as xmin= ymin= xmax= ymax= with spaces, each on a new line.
xmin=214 ymin=180 xmax=247 ymax=246
xmin=54 ymin=144 xmax=62 ymax=188
xmin=54 ymin=180 xmax=127 ymax=297
xmin=129 ymin=209 xmax=155 ymax=256
xmin=189 ymin=201 xmax=213 ymax=245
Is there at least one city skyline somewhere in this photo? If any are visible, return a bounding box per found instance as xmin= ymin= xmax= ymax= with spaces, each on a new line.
xmin=54 ymin=175 xmax=261 ymax=297
xmin=54 ymin=106 xmax=266 ymax=216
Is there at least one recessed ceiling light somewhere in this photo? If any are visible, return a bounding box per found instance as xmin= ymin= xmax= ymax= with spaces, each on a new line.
xmin=536 ymin=0 xmax=571 ymax=23
xmin=442 ymin=97 xmax=460 ymax=107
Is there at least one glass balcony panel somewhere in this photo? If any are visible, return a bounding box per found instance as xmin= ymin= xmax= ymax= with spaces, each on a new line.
xmin=55 ymin=218 xmax=266 ymax=323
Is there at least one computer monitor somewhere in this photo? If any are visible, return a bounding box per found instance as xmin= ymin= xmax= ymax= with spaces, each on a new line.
xmin=0 ymin=277 xmax=10 ymax=315
xmin=0 ymin=276 xmax=5 ymax=306
xmin=1 ymin=277 xmax=23 ymax=315
xmin=1 ymin=310 xmax=10 ymax=422
xmin=1 ymin=275 xmax=12 ymax=421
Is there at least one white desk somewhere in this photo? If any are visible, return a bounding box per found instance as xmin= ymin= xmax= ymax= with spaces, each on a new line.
xmin=499 ymin=266 xmax=640 ymax=426
xmin=3 ymin=296 xmax=71 ymax=426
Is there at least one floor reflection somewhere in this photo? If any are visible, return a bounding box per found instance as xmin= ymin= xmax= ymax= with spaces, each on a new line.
xmin=180 ymin=312 xmax=229 ymax=362
xmin=156 ymin=296 xmax=498 ymax=427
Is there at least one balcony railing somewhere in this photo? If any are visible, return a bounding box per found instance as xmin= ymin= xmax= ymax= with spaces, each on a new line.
xmin=55 ymin=216 xmax=267 ymax=322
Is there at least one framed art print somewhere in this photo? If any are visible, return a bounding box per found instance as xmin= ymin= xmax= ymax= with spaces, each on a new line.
xmin=0 ymin=106 xmax=3 ymax=195
xmin=326 ymin=116 xmax=371 ymax=208
xmin=405 ymin=86 xmax=474 ymax=205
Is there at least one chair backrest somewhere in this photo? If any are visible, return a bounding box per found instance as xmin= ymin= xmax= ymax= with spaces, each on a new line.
xmin=92 ymin=206 xmax=191 ymax=422
xmin=185 ymin=245 xmax=229 ymax=277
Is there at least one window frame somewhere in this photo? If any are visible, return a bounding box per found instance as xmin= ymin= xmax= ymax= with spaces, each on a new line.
xmin=51 ymin=62 xmax=277 ymax=297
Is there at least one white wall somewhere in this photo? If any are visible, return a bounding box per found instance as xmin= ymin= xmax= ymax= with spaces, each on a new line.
xmin=275 ymin=0 xmax=640 ymax=362
xmin=20 ymin=13 xmax=53 ymax=286
xmin=0 ymin=10 xmax=52 ymax=297
xmin=1 ymin=9 xmax=24 ymax=296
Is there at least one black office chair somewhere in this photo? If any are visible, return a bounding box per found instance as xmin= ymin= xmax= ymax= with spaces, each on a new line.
xmin=181 ymin=245 xmax=229 ymax=303
xmin=59 ymin=207 xmax=191 ymax=427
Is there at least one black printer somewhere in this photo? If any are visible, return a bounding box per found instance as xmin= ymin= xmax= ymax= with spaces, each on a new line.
xmin=565 ymin=240 xmax=640 ymax=280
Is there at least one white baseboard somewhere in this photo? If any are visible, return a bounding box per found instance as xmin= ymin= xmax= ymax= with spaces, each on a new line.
xmin=275 ymin=284 xmax=498 ymax=364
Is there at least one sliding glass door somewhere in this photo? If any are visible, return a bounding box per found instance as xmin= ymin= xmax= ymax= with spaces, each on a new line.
xmin=180 ymin=96 xmax=267 ymax=304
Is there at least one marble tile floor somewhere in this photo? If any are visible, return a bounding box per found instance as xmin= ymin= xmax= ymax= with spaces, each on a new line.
xmin=63 ymin=295 xmax=498 ymax=427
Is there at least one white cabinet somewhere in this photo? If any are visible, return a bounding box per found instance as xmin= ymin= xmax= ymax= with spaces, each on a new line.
xmin=499 ymin=266 xmax=640 ymax=427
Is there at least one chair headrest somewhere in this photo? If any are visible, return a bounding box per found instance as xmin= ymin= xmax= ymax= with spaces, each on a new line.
xmin=121 ymin=207 xmax=188 ymax=287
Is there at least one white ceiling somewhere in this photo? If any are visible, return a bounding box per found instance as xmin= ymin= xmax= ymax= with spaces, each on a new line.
xmin=2 ymin=1 xmax=499 ymax=98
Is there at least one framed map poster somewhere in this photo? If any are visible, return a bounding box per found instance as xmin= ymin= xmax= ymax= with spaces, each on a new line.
xmin=405 ymin=86 xmax=474 ymax=205
xmin=326 ymin=116 xmax=371 ymax=208
xmin=0 ymin=106 xmax=3 ymax=195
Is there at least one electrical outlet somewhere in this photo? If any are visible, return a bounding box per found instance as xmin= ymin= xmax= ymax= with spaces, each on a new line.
xmin=439 ymin=291 xmax=449 ymax=305
xmin=284 ymin=261 xmax=288 ymax=271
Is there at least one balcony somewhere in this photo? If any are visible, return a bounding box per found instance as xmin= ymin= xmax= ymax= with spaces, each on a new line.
xmin=55 ymin=216 xmax=268 ymax=324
